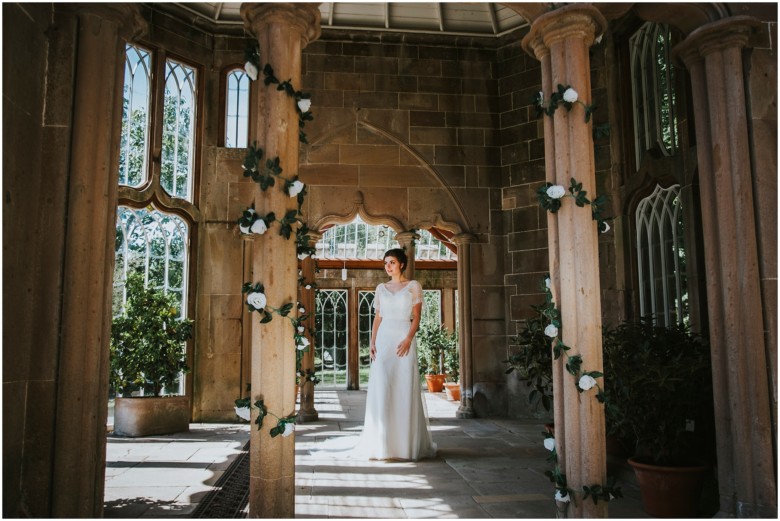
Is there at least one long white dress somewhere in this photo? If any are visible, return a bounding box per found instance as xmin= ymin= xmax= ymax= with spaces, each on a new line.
xmin=315 ymin=280 xmax=437 ymax=461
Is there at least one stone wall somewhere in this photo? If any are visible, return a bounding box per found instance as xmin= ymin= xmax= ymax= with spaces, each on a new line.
xmin=299 ymin=30 xmax=510 ymax=417
xmin=3 ymin=4 xmax=71 ymax=516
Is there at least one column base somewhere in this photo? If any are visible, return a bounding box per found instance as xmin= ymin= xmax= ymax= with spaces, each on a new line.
xmin=296 ymin=409 xmax=319 ymax=423
xmin=456 ymin=405 xmax=475 ymax=419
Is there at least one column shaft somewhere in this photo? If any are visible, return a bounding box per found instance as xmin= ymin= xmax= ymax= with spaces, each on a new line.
xmin=52 ymin=6 xmax=144 ymax=517
xmin=676 ymin=17 xmax=776 ymax=517
xmin=453 ymin=234 xmax=476 ymax=418
xmin=523 ymin=5 xmax=607 ymax=517
xmin=297 ymin=234 xmax=319 ymax=422
xmin=241 ymin=4 xmax=320 ymax=517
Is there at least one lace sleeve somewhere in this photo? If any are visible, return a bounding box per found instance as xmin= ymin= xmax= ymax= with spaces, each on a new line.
xmin=373 ymin=284 xmax=382 ymax=313
xmin=410 ymin=280 xmax=423 ymax=306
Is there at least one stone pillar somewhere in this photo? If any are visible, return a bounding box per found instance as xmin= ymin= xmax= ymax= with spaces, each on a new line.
xmin=675 ymin=17 xmax=777 ymax=518
xmin=523 ymin=5 xmax=607 ymax=517
xmin=394 ymin=230 xmax=419 ymax=280
xmin=50 ymin=5 xmax=145 ymax=517
xmin=452 ymin=233 xmax=476 ymax=419
xmin=241 ymin=3 xmax=320 ymax=518
xmin=297 ymin=232 xmax=320 ymax=422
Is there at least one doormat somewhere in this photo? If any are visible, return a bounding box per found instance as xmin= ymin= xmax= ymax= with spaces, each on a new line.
xmin=192 ymin=441 xmax=249 ymax=518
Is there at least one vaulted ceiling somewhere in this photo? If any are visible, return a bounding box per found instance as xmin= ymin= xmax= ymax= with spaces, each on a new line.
xmin=151 ymin=2 xmax=530 ymax=37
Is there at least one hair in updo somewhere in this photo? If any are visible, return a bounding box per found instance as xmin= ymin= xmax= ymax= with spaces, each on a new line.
xmin=383 ymin=248 xmax=408 ymax=272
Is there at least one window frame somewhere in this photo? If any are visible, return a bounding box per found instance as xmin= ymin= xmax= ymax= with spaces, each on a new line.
xmin=219 ymin=63 xmax=254 ymax=148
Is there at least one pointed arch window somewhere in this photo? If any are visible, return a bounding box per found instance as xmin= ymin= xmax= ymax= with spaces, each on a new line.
xmin=629 ymin=22 xmax=678 ymax=170
xmin=636 ymin=184 xmax=688 ymax=326
xmin=225 ymin=68 xmax=250 ymax=148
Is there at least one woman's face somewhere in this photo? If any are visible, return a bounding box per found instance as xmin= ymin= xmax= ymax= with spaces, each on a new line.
xmin=384 ymin=255 xmax=403 ymax=277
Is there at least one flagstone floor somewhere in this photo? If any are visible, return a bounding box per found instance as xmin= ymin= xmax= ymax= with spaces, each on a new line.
xmin=104 ymin=389 xmax=647 ymax=518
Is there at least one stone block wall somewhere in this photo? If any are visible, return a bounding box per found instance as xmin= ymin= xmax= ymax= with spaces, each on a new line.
xmin=3 ymin=4 xmax=73 ymax=516
xmin=299 ymin=31 xmax=510 ymax=417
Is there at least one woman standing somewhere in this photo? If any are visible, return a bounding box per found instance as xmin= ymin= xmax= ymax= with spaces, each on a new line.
xmin=357 ymin=248 xmax=437 ymax=460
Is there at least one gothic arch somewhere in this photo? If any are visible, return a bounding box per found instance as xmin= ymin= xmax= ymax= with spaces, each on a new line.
xmin=307 ymin=115 xmax=476 ymax=234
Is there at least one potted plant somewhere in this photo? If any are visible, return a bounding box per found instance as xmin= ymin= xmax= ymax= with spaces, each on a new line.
xmin=602 ymin=317 xmax=716 ymax=518
xmin=504 ymin=302 xmax=554 ymax=414
xmin=110 ymin=272 xmax=193 ymax=437
xmin=441 ymin=327 xmax=460 ymax=400
xmin=417 ymin=322 xmax=447 ymax=392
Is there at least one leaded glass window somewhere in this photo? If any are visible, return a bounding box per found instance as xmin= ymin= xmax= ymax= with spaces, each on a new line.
xmin=113 ymin=207 xmax=188 ymax=317
xmin=315 ymin=290 xmax=349 ymax=386
xmin=357 ymin=291 xmax=375 ymax=386
xmin=636 ymin=184 xmax=688 ymax=326
xmin=226 ymin=69 xmax=250 ymax=148
xmin=161 ymin=60 xmax=197 ymax=201
xmin=630 ymin=22 xmax=678 ymax=170
xmin=119 ymin=44 xmax=151 ymax=188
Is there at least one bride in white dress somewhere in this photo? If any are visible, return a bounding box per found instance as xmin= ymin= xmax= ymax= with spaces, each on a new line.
xmin=314 ymin=248 xmax=437 ymax=461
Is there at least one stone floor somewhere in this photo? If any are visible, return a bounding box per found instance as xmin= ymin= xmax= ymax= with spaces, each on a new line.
xmin=105 ymin=389 xmax=648 ymax=518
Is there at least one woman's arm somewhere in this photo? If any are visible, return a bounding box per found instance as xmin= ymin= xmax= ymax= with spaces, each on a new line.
xmin=370 ymin=313 xmax=383 ymax=361
xmin=396 ymin=301 xmax=422 ymax=357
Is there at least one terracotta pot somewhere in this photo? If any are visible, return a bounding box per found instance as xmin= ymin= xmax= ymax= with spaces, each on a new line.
xmin=114 ymin=396 xmax=189 ymax=437
xmin=424 ymin=374 xmax=445 ymax=393
xmin=443 ymin=382 xmax=460 ymax=401
xmin=628 ymin=457 xmax=709 ymax=518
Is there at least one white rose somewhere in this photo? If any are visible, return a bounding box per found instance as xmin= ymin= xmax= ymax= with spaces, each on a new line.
xmin=544 ymin=324 xmax=558 ymax=338
xmin=543 ymin=438 xmax=555 ymax=452
xmin=298 ymin=252 xmax=309 ymax=260
xmin=546 ymin=185 xmax=566 ymax=199
xmin=600 ymin=221 xmax=611 ymax=234
xmin=289 ymin=180 xmax=305 ymax=198
xmin=297 ymin=98 xmax=312 ymax=113
xmin=555 ymin=490 xmax=570 ymax=503
xmin=250 ymin=219 xmax=268 ymax=235
xmin=298 ymin=306 xmax=306 ymax=314
xmin=538 ymin=91 xmax=544 ymax=103
xmin=281 ymin=422 xmax=294 ymax=437
xmin=304 ymin=284 xmax=312 ymax=290
xmin=239 ymin=224 xmax=251 ymax=234
xmin=563 ymin=88 xmax=578 ymax=103
xmin=297 ymin=325 xmax=305 ymax=333
xmin=244 ymin=61 xmax=258 ymax=81
xmin=545 ymin=277 xmax=551 ymax=289
xmin=578 ymin=374 xmax=597 ymax=391
xmin=246 ymin=291 xmax=267 ymax=311
xmin=234 ymin=406 xmax=250 ymax=421
xmin=296 ymin=336 xmax=310 ymax=350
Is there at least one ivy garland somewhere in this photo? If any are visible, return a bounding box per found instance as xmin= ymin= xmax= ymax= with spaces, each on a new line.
xmin=537 ymin=177 xmax=611 ymax=234
xmin=538 ymin=275 xmax=623 ymax=506
xmin=533 ymin=84 xmax=597 ymax=123
xmin=244 ymin=42 xmax=313 ymax=144
xmin=238 ymin=42 xmax=322 ymax=437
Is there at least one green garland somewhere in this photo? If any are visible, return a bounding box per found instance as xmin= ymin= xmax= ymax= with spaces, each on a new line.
xmin=537 ymin=177 xmax=611 ymax=233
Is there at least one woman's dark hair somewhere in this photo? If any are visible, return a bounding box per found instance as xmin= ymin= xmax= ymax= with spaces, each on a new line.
xmin=383 ymin=248 xmax=408 ymax=272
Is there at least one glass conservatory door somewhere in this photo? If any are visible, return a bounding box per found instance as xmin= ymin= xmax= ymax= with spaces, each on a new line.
xmin=315 ymin=290 xmax=348 ymax=387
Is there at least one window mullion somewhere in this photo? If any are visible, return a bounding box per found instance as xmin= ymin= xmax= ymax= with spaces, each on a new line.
xmin=148 ymin=48 xmax=167 ymax=192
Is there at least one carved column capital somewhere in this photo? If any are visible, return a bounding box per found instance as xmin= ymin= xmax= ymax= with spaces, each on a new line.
xmin=67 ymin=3 xmax=147 ymax=41
xmin=240 ymin=3 xmax=321 ymax=50
xmin=521 ymin=4 xmax=606 ymax=58
xmin=674 ymin=16 xmax=760 ymax=68
xmin=450 ymin=233 xmax=476 ymax=246
xmin=394 ymin=230 xmax=420 ymax=246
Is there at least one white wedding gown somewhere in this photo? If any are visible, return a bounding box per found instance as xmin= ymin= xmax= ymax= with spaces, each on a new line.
xmin=314 ymin=280 xmax=437 ymax=461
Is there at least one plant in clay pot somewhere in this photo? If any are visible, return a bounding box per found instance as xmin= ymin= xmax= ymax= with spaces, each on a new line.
xmin=110 ymin=272 xmax=194 ymax=436
xmin=417 ymin=322 xmax=450 ymax=392
xmin=602 ymin=317 xmax=716 ymax=517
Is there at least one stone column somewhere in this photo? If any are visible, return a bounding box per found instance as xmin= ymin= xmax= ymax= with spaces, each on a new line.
xmin=523 ymin=5 xmax=607 ymax=517
xmin=675 ymin=17 xmax=776 ymax=518
xmin=51 ymin=5 xmax=145 ymax=517
xmin=394 ymin=230 xmax=419 ymax=280
xmin=241 ymin=3 xmax=320 ymax=518
xmin=297 ymin=232 xmax=320 ymax=422
xmin=452 ymin=233 xmax=476 ymax=419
